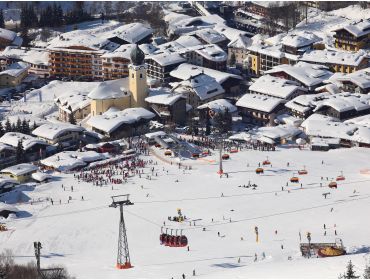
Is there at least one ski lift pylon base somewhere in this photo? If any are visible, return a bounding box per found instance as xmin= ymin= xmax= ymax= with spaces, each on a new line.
xmin=116 ymin=262 xmax=133 ymax=269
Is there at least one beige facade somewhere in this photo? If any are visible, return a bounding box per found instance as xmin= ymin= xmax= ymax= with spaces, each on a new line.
xmin=0 ymin=70 xmax=28 ymax=87
xmin=129 ymin=64 xmax=148 ymax=108
xmin=90 ymin=97 xmax=130 ymax=117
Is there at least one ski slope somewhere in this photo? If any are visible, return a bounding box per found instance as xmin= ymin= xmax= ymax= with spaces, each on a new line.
xmin=1 ymin=146 xmax=370 ymax=278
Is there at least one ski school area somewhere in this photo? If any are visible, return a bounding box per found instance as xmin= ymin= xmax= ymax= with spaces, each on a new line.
xmin=1 ymin=135 xmax=370 ymax=278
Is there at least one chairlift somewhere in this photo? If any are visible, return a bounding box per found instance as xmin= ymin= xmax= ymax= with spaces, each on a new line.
xmin=256 ymin=167 xmax=264 ymax=174
xmin=329 ymin=181 xmax=338 ymax=189
xmin=290 ymin=173 xmax=299 ymax=183
xmin=262 ymin=156 xmax=271 ymax=165
xmin=298 ymin=166 xmax=308 ymax=175
xmin=336 ymin=171 xmax=345 ymax=181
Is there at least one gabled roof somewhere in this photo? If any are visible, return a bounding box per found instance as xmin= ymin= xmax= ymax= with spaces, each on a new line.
xmin=146 ymin=52 xmax=186 ymax=67
xmin=249 ymin=75 xmax=307 ymax=99
xmin=333 ymin=19 xmax=370 ymax=37
xmin=0 ymin=132 xmax=49 ymax=150
xmin=197 ymin=99 xmax=237 ymax=113
xmin=301 ymin=49 xmax=367 ymax=67
xmin=170 ymin=63 xmax=241 ymax=84
xmin=172 ymin=74 xmax=225 ymax=101
xmin=236 ymin=93 xmax=284 ymax=113
xmin=87 ymin=107 xmax=155 ymax=134
xmin=88 ymin=79 xmax=129 ymax=100
xmin=145 ymin=88 xmax=185 ymax=106
xmin=265 ymin=62 xmax=333 ymax=87
xmin=1 ymin=163 xmax=38 ymax=176
xmin=32 ymin=122 xmax=85 ymax=141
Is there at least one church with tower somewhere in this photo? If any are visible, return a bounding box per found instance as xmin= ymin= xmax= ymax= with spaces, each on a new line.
xmin=88 ymin=45 xmax=149 ymax=117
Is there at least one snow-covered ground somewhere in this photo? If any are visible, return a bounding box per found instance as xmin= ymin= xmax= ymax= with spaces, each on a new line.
xmin=295 ymin=5 xmax=370 ymax=46
xmin=1 ymin=145 xmax=370 ymax=278
xmin=0 ymin=80 xmax=99 ymax=125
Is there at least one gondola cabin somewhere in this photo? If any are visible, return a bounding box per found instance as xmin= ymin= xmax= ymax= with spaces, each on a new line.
xmin=329 ymin=181 xmax=338 ymax=188
xmin=164 ymin=150 xmax=172 ymax=156
xmin=290 ymin=176 xmax=299 ymax=183
xmin=230 ymin=148 xmax=238 ymax=153
xmin=155 ymin=143 xmax=161 ymax=148
xmin=336 ymin=175 xmax=345 ymax=181
xmin=192 ymin=153 xmax=199 ymax=158
xmin=222 ymin=154 xmax=230 ymax=160
xmin=256 ymin=167 xmax=264 ymax=174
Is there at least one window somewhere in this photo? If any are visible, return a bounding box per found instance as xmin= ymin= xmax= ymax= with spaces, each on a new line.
xmin=140 ymin=73 xmax=143 ymax=78
xmin=131 ymin=73 xmax=134 ymax=78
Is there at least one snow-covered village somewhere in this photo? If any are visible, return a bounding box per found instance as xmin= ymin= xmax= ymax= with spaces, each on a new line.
xmin=0 ymin=0 xmax=369 ymax=278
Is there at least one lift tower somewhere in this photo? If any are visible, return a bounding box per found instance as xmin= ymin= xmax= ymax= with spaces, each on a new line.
xmin=110 ymin=194 xmax=134 ymax=269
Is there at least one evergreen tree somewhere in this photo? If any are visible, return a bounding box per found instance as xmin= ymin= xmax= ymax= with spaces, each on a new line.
xmin=16 ymin=118 xmax=22 ymax=132
xmin=21 ymin=119 xmax=30 ymax=134
xmin=364 ymin=261 xmax=370 ymax=279
xmin=339 ymin=260 xmax=360 ymax=279
xmin=16 ymin=139 xmax=24 ymax=164
xmin=11 ymin=123 xmax=16 ymax=132
xmin=0 ymin=121 xmax=4 ymax=137
xmin=0 ymin=9 xmax=5 ymax=29
xmin=32 ymin=121 xmax=37 ymax=130
xmin=5 ymin=118 xmax=11 ymax=133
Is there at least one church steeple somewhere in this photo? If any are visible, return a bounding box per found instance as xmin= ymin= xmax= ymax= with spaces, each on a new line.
xmin=129 ymin=45 xmax=148 ymax=108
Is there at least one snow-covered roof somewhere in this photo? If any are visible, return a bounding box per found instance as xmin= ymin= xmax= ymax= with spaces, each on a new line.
xmin=287 ymin=92 xmax=370 ymax=114
xmin=87 ymin=107 xmax=155 ymax=134
xmin=172 ymin=74 xmax=225 ymax=101
xmin=313 ymin=93 xmax=370 ymax=113
xmin=265 ymin=62 xmax=333 ymax=87
xmin=332 ymin=68 xmax=370 ymax=89
xmin=175 ymin=35 xmax=202 ymax=48
xmin=1 ymin=163 xmax=38 ymax=176
xmin=195 ymin=28 xmax=228 ymax=44
xmin=0 ymin=46 xmax=49 ymax=66
xmin=344 ymin=114 xmax=370 ymax=128
xmin=31 ymin=172 xmax=52 ymax=182
xmin=333 ymin=19 xmax=370 ymax=37
xmin=251 ymin=1 xmax=288 ymax=8
xmin=248 ymin=43 xmax=285 ymax=59
xmin=145 ymin=131 xmax=167 ymax=139
xmin=257 ymin=125 xmax=302 ymax=140
xmin=228 ymin=34 xmax=252 ymax=49
xmin=106 ymin=22 xmax=153 ymax=44
xmin=101 ymin=44 xmax=135 ymax=59
xmin=41 ymin=151 xmax=108 ymax=171
xmin=213 ymin=24 xmax=249 ymax=41
xmin=47 ymin=29 xmax=106 ymax=51
xmin=0 ymin=178 xmax=18 ymax=189
xmin=168 ymin=14 xmax=226 ymax=36
xmin=0 ymin=61 xmax=29 ymax=77
xmin=0 ymin=143 xmax=15 ymax=152
xmin=197 ymin=99 xmax=237 ymax=113
xmin=0 ymin=132 xmax=48 ymax=150
xmin=170 ymin=63 xmax=241 ymax=84
xmin=236 ymin=93 xmax=284 ymax=113
xmin=0 ymin=28 xmax=16 ymax=41
xmin=249 ymin=75 xmax=307 ymax=99
xmin=301 ymin=49 xmax=367 ymax=67
xmin=146 ymin=52 xmax=186 ymax=67
xmin=145 ymin=88 xmax=184 ymax=106
xmin=305 ymin=118 xmax=370 ymax=145
xmin=88 ymin=79 xmax=129 ymax=100
xmin=194 ymin=44 xmax=227 ymax=62
xmin=0 ymin=202 xmax=19 ymax=213
xmin=32 ymin=122 xmax=85 ymax=141
xmin=280 ymin=32 xmax=321 ymax=48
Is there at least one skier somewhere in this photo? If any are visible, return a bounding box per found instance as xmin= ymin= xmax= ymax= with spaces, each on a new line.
xmin=187 ymin=246 xmax=190 ymax=251
xmin=238 ymin=257 xmax=241 ymax=263
xmin=218 ymin=232 xmax=220 ymax=237
xmin=324 ymin=224 xmax=326 ymax=229
xmin=254 ymin=253 xmax=257 ymax=262
xmin=182 ymin=274 xmax=185 ymax=279
xmin=193 ymin=269 xmax=196 ymax=276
